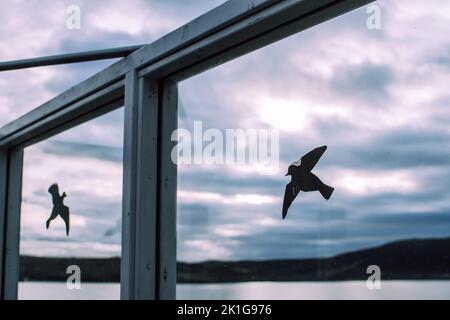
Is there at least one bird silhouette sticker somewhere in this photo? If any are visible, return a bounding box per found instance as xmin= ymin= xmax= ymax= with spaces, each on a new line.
xmin=46 ymin=183 xmax=70 ymax=236
xmin=283 ymin=146 xmax=334 ymax=219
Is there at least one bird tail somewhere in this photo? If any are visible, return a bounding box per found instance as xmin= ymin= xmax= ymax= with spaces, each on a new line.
xmin=319 ymin=184 xmax=334 ymax=200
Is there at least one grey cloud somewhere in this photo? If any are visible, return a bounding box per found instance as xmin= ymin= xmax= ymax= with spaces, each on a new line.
xmin=179 ymin=169 xmax=283 ymax=196
xmin=179 ymin=206 xmax=450 ymax=261
xmin=178 ymin=204 xmax=210 ymax=226
xmin=345 ymin=128 xmax=450 ymax=170
xmin=331 ymin=62 xmax=393 ymax=103
xmin=278 ymin=123 xmax=450 ymax=171
xmin=433 ymin=49 xmax=450 ymax=69
xmin=361 ymin=211 xmax=450 ymax=226
xmin=42 ymin=140 xmax=123 ymax=163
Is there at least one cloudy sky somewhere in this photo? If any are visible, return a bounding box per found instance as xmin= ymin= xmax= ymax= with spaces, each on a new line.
xmin=2 ymin=0 xmax=450 ymax=263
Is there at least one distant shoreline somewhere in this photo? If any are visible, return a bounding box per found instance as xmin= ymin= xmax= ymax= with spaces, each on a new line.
xmin=20 ymin=237 xmax=450 ymax=283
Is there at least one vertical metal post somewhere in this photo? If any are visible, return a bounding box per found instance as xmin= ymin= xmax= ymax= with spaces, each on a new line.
xmin=122 ymin=74 xmax=160 ymax=299
xmin=121 ymin=74 xmax=178 ymax=300
xmin=157 ymin=81 xmax=178 ymax=299
xmin=2 ymin=148 xmax=23 ymax=300
xmin=134 ymin=77 xmax=159 ymax=299
xmin=0 ymin=149 xmax=7 ymax=299
xmin=121 ymin=71 xmax=139 ymax=300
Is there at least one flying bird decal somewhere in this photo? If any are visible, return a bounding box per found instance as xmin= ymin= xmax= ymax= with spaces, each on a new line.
xmin=46 ymin=183 xmax=70 ymax=236
xmin=282 ymin=146 xmax=334 ymax=219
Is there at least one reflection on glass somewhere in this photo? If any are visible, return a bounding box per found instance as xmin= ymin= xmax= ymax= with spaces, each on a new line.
xmin=18 ymin=108 xmax=124 ymax=300
xmin=176 ymin=0 xmax=450 ymax=299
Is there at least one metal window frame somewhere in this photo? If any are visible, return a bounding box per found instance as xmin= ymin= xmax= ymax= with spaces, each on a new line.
xmin=0 ymin=0 xmax=373 ymax=300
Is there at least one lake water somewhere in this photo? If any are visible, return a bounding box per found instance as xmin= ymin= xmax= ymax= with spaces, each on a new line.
xmin=18 ymin=281 xmax=450 ymax=300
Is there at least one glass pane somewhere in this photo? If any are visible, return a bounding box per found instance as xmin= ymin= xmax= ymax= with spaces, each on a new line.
xmin=19 ymin=107 xmax=124 ymax=300
xmin=176 ymin=0 xmax=450 ymax=299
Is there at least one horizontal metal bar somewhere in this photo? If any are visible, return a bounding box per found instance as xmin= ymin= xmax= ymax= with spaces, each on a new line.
xmin=0 ymin=0 xmax=372 ymax=148
xmin=1 ymin=80 xmax=125 ymax=148
xmin=0 ymin=45 xmax=145 ymax=72
xmin=170 ymin=0 xmax=375 ymax=81
xmin=140 ymin=0 xmax=374 ymax=81
xmin=0 ymin=0 xmax=275 ymax=146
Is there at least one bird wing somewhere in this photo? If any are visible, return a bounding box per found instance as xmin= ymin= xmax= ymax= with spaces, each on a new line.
xmin=300 ymin=146 xmax=327 ymax=171
xmin=282 ymin=182 xmax=300 ymax=219
xmin=60 ymin=205 xmax=70 ymax=236
xmin=48 ymin=183 xmax=59 ymax=206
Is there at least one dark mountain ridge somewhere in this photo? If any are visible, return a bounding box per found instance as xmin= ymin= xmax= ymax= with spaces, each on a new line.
xmin=20 ymin=237 xmax=450 ymax=283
